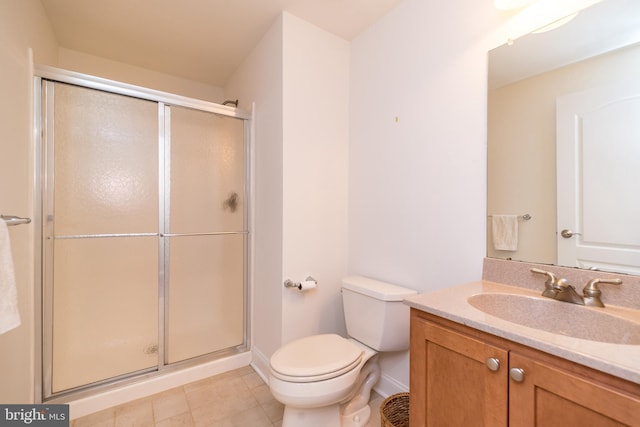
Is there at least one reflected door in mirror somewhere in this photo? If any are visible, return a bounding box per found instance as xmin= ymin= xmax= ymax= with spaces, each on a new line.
xmin=556 ymin=80 xmax=640 ymax=274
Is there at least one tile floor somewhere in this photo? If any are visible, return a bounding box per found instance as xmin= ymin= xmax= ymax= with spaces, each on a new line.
xmin=71 ymin=366 xmax=384 ymax=427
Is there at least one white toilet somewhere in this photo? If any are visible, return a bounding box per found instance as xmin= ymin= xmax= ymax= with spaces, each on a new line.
xmin=269 ymin=276 xmax=417 ymax=427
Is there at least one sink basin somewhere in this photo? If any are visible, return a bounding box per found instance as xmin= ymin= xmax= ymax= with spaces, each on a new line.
xmin=467 ymin=293 xmax=640 ymax=345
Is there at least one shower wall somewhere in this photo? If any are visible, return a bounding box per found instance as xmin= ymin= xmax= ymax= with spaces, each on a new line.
xmin=41 ymin=78 xmax=248 ymax=398
xmin=58 ymin=48 xmax=225 ymax=103
xmin=0 ymin=0 xmax=58 ymax=404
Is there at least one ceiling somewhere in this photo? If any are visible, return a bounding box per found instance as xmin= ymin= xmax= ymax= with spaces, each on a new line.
xmin=39 ymin=0 xmax=403 ymax=88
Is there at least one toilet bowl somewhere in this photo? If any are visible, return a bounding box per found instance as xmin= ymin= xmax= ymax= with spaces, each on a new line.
xmin=269 ymin=276 xmax=417 ymax=427
xmin=270 ymin=335 xmax=379 ymax=427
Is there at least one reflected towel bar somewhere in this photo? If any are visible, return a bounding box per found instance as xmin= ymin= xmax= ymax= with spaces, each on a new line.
xmin=1 ymin=214 xmax=32 ymax=226
xmin=488 ymin=214 xmax=532 ymax=220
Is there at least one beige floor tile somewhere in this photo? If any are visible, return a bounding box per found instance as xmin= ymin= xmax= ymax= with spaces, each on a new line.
xmin=181 ymin=404 xmax=213 ymax=427
xmin=186 ymin=377 xmax=256 ymax=414
xmin=70 ymin=367 xmax=383 ymax=427
xmin=152 ymin=387 xmax=190 ymax=422
xmin=115 ymin=397 xmax=154 ymax=427
xmin=240 ymin=371 xmax=264 ymax=390
xmin=73 ymin=408 xmax=115 ymax=427
xmin=184 ymin=380 xmax=223 ymax=409
xmin=190 ymin=392 xmax=259 ymax=426
xmin=259 ymin=399 xmax=284 ymax=423
xmin=366 ymin=393 xmax=384 ymax=427
xmin=250 ymin=384 xmax=274 ymax=405
xmin=154 ymin=412 xmax=194 ymax=427
xmin=226 ymin=405 xmax=272 ymax=427
xmin=214 ymin=376 xmax=254 ymax=396
xmin=200 ymin=419 xmax=234 ymax=427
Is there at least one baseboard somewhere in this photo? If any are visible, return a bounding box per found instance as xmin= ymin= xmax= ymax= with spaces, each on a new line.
xmin=372 ymin=371 xmax=408 ymax=399
xmin=250 ymin=346 xmax=271 ymax=384
xmin=67 ymin=351 xmax=252 ymax=420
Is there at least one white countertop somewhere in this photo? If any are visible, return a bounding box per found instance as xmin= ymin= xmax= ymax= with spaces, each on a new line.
xmin=404 ymin=280 xmax=640 ymax=385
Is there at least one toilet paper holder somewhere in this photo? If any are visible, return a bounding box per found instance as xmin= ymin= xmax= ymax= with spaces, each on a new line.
xmin=284 ymin=276 xmax=317 ymax=290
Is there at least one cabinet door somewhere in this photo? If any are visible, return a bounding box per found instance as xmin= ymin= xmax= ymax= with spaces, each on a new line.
xmin=509 ymin=352 xmax=640 ymax=426
xmin=410 ymin=316 xmax=509 ymax=427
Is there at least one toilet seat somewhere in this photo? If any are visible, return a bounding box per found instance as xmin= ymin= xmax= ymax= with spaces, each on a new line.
xmin=270 ymin=334 xmax=364 ymax=383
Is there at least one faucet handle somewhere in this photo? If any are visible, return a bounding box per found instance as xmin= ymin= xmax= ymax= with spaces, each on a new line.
xmin=531 ymin=268 xmax=557 ymax=285
xmin=531 ymin=268 xmax=560 ymax=298
xmin=531 ymin=268 xmax=557 ymax=287
xmin=583 ymin=278 xmax=622 ymax=294
xmin=582 ymin=278 xmax=622 ymax=307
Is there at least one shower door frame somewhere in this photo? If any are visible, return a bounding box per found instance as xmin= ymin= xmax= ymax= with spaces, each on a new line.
xmin=33 ymin=65 xmax=252 ymax=402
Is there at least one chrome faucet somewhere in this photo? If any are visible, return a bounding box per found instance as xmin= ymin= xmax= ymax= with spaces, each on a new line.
xmin=531 ymin=268 xmax=623 ymax=308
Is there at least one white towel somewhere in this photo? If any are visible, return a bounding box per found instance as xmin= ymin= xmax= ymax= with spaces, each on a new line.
xmin=492 ymin=214 xmax=518 ymax=251
xmin=0 ymin=220 xmax=20 ymax=334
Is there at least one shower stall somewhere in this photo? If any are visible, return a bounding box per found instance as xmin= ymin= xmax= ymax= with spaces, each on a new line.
xmin=35 ymin=68 xmax=250 ymax=400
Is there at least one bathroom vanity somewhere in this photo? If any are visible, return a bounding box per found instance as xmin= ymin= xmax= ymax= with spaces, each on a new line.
xmin=405 ymin=260 xmax=640 ymax=426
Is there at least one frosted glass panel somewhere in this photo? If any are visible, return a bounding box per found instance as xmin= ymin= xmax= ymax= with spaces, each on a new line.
xmin=167 ymin=234 xmax=245 ymax=363
xmin=53 ymin=83 xmax=158 ymax=235
xmin=52 ymin=237 xmax=158 ymax=393
xmin=43 ymin=79 xmax=248 ymax=398
xmin=170 ymin=107 xmax=245 ymax=233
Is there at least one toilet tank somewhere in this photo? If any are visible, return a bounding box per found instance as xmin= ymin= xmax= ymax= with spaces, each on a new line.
xmin=342 ymin=276 xmax=417 ymax=352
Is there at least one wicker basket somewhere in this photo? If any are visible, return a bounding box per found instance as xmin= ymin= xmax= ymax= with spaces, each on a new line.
xmin=380 ymin=392 xmax=410 ymax=427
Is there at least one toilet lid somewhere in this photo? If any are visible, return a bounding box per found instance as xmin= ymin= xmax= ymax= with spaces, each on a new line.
xmin=270 ymin=334 xmax=363 ymax=382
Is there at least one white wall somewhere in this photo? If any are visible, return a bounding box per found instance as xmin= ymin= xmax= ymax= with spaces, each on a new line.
xmin=58 ymin=48 xmax=225 ymax=103
xmin=225 ymin=15 xmax=285 ymax=375
xmin=0 ymin=0 xmax=58 ymax=403
xmin=226 ymin=12 xmax=350 ymax=375
xmin=348 ymin=0 xmax=504 ymax=391
xmin=280 ymin=13 xmax=350 ymax=345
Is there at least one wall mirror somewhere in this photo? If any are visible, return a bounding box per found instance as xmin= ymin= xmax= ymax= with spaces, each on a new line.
xmin=487 ymin=0 xmax=640 ymax=275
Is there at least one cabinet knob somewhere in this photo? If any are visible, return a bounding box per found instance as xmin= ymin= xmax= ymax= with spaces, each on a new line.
xmin=509 ymin=367 xmax=525 ymax=382
xmin=486 ymin=357 xmax=501 ymax=372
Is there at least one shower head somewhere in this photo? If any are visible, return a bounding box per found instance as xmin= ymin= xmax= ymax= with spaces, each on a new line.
xmin=222 ymin=99 xmax=238 ymax=108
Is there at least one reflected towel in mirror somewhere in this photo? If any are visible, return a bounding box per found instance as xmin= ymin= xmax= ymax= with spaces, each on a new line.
xmin=492 ymin=214 xmax=518 ymax=251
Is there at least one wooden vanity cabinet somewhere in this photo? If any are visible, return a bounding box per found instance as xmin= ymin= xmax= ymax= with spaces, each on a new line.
xmin=509 ymin=352 xmax=639 ymax=426
xmin=410 ymin=309 xmax=640 ymax=427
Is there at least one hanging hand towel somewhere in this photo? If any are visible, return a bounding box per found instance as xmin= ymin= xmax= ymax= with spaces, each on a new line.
xmin=0 ymin=220 xmax=20 ymax=334
xmin=492 ymin=214 xmax=518 ymax=251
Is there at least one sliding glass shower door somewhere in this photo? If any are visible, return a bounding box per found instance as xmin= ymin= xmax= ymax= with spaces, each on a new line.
xmin=166 ymin=106 xmax=246 ymax=364
xmin=41 ymin=79 xmax=248 ymax=398
xmin=46 ymin=82 xmax=160 ymax=394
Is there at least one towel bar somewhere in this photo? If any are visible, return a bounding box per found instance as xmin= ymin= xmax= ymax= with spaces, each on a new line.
xmin=488 ymin=213 xmax=531 ymax=221
xmin=1 ymin=214 xmax=32 ymax=226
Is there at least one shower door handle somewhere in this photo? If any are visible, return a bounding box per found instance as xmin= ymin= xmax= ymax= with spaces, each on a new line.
xmin=223 ymin=192 xmax=239 ymax=212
